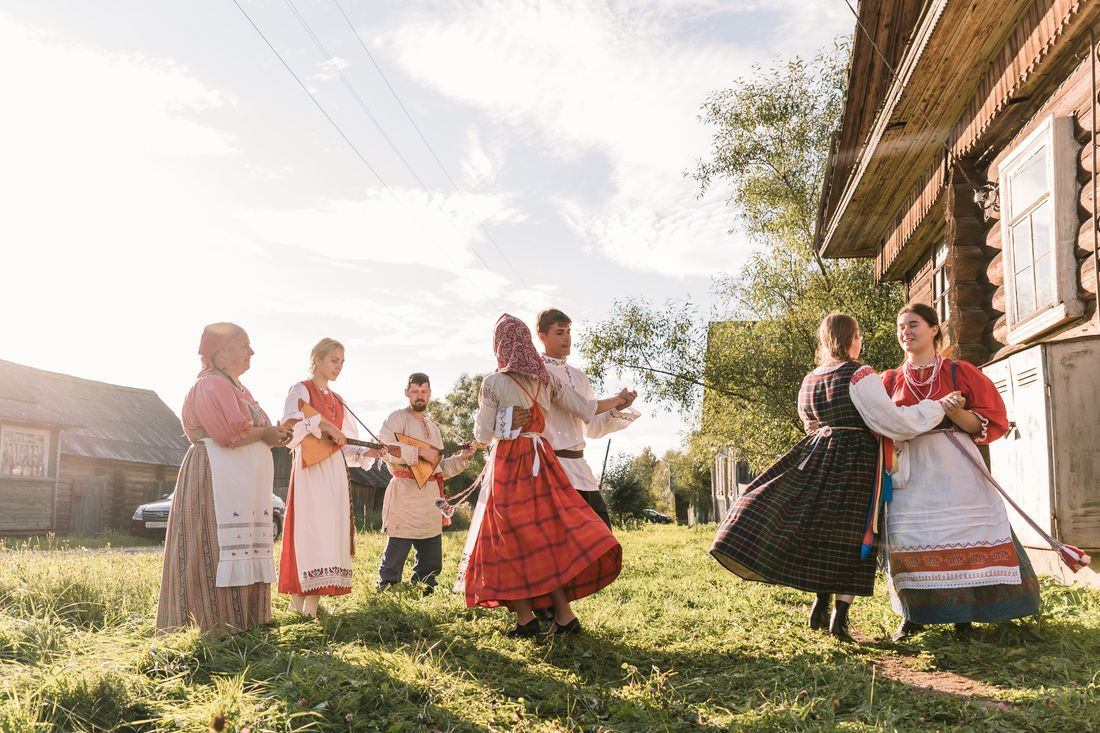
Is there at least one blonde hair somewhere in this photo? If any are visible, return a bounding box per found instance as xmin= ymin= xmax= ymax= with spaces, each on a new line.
xmin=309 ymin=337 xmax=345 ymax=374
xmin=815 ymin=313 xmax=861 ymax=366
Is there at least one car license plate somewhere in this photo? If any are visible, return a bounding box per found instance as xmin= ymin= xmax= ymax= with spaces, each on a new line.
xmin=145 ymin=521 xmax=168 ymax=528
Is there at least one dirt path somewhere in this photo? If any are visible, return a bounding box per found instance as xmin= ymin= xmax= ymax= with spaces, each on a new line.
xmin=871 ymin=655 xmax=1004 ymax=704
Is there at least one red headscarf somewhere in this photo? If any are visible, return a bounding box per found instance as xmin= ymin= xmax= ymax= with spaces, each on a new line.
xmin=198 ymin=322 xmax=244 ymax=374
xmin=493 ymin=314 xmax=551 ymax=384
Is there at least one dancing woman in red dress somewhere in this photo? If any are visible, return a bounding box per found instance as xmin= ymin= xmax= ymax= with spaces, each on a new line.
xmin=456 ymin=314 xmax=628 ymax=636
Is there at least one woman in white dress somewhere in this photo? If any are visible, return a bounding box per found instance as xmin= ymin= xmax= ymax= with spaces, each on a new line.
xmin=278 ymin=338 xmax=384 ymax=617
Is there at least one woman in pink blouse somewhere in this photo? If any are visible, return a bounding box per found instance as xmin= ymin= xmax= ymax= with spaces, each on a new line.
xmin=156 ymin=323 xmax=291 ymax=635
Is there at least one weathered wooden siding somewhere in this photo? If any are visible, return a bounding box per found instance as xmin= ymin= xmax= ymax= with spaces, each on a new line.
xmin=56 ymin=456 xmax=177 ymax=533
xmin=0 ymin=480 xmax=54 ymax=533
xmin=981 ymin=54 xmax=1100 ymax=356
xmin=0 ymin=424 xmax=61 ymax=534
xmin=900 ymin=50 xmax=1100 ymax=362
xmin=877 ymin=0 xmax=1100 ymax=280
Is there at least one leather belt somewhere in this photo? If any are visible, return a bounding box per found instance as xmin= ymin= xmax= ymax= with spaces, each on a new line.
xmin=554 ymin=448 xmax=584 ymax=459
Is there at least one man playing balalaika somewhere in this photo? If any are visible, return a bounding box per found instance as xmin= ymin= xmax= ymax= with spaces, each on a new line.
xmin=376 ymin=373 xmax=474 ymax=594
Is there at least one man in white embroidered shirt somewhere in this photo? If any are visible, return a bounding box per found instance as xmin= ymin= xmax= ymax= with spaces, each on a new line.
xmin=535 ymin=308 xmax=640 ymax=528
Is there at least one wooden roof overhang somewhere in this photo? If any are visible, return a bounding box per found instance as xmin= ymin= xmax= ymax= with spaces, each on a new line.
xmin=815 ymin=0 xmax=1096 ymax=273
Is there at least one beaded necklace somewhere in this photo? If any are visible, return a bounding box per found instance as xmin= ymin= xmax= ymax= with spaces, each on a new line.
xmin=902 ymin=355 xmax=942 ymax=400
xmin=311 ymin=380 xmax=339 ymax=419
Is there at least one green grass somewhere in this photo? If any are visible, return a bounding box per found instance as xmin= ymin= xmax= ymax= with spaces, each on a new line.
xmin=0 ymin=530 xmax=159 ymax=552
xmin=0 ymin=526 xmax=1098 ymax=731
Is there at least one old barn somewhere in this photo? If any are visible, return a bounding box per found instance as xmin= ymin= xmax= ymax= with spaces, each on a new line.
xmin=818 ymin=0 xmax=1100 ymax=579
xmin=0 ymin=359 xmax=188 ymax=535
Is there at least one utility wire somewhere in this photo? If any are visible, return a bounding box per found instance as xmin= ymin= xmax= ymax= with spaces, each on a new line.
xmin=283 ymin=0 xmax=521 ymax=288
xmin=841 ymin=0 xmax=978 ymax=188
xmin=227 ymin=0 xmax=506 ymax=311
xmin=329 ymin=0 xmax=529 ymax=288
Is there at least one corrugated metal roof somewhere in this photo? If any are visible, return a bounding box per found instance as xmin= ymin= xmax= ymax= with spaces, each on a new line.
xmin=348 ymin=461 xmax=392 ymax=489
xmin=0 ymin=359 xmax=188 ymax=467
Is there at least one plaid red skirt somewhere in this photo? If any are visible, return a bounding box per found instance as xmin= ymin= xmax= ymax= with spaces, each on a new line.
xmin=463 ymin=434 xmax=622 ymax=610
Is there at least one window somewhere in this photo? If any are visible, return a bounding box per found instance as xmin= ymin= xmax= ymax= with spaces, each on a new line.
xmin=998 ymin=116 xmax=1083 ymax=344
xmin=931 ymin=240 xmax=949 ymax=325
xmin=0 ymin=426 xmax=50 ymax=478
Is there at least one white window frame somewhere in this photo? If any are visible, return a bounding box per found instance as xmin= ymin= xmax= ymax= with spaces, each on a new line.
xmin=997 ymin=115 xmax=1083 ymax=344
xmin=0 ymin=425 xmax=51 ymax=479
xmin=931 ymin=240 xmax=949 ymax=326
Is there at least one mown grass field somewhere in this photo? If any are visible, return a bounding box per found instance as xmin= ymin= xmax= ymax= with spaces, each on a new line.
xmin=1 ymin=525 xmax=1098 ymax=732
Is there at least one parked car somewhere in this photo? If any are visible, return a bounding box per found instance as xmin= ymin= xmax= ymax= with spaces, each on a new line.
xmin=132 ymin=493 xmax=285 ymax=540
xmin=641 ymin=508 xmax=674 ymax=524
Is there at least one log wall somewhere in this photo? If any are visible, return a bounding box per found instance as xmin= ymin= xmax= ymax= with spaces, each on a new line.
xmin=903 ymin=53 xmax=1100 ymax=362
xmin=981 ymin=54 xmax=1099 ymax=355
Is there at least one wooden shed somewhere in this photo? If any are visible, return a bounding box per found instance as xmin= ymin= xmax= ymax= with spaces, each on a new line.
xmin=348 ymin=462 xmax=391 ymax=530
xmin=0 ymin=359 xmax=188 ymax=535
xmin=817 ymin=0 xmax=1100 ymax=582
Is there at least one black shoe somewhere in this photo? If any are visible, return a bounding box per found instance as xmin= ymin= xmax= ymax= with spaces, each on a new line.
xmin=954 ymin=622 xmax=973 ymax=639
xmin=505 ymin=618 xmax=541 ymax=638
xmin=891 ymin=620 xmax=925 ymax=642
xmin=809 ymin=593 xmax=831 ymax=630
xmin=829 ymin=600 xmax=856 ymax=643
xmin=545 ymin=618 xmax=582 ymax=635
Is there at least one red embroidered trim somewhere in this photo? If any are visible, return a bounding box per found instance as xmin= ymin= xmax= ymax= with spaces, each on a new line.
xmin=850 ymin=365 xmax=876 ymax=385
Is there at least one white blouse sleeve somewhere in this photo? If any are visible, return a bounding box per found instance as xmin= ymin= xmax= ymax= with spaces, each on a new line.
xmin=576 ymin=370 xmax=640 ymax=439
xmin=283 ymin=383 xmax=322 ymax=449
xmin=282 ymin=383 xmax=309 ymax=422
xmin=549 ymin=375 xmax=597 ymax=423
xmin=474 ymin=377 xmax=501 ymax=445
xmin=849 ymin=367 xmax=945 ymax=441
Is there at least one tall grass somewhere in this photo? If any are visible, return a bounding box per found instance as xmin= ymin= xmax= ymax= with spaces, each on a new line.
xmin=0 ymin=526 xmax=1098 ymax=731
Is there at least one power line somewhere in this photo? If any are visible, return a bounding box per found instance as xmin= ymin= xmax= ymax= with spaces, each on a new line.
xmin=227 ymin=0 xmax=506 ymax=312
xmin=329 ymin=0 xmax=529 ymax=288
xmin=283 ymin=0 xmax=523 ymax=289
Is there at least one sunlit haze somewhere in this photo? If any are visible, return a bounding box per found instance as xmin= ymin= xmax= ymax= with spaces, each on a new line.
xmin=0 ymin=0 xmax=850 ymax=471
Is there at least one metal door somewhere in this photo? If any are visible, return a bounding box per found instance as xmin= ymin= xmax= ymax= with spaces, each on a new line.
xmin=984 ymin=346 xmax=1054 ymax=547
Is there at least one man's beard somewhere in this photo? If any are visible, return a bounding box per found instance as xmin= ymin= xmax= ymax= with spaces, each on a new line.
xmin=411 ymin=401 xmax=427 ymax=412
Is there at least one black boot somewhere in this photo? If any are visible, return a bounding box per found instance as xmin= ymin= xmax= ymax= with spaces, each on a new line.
xmin=808 ymin=593 xmax=831 ymax=630
xmin=953 ymin=622 xmax=973 ymax=639
xmin=829 ymin=600 xmax=856 ymax=643
xmin=891 ymin=619 xmax=925 ymax=642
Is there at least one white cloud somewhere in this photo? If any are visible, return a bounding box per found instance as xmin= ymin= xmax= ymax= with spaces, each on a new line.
xmin=375 ymin=0 xmax=847 ymax=277
xmin=239 ymin=187 xmax=526 ymax=299
xmin=311 ymin=56 xmax=352 ymax=81
xmin=461 ymin=126 xmax=502 ymax=186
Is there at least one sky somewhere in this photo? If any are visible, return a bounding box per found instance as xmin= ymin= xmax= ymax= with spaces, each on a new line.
xmin=0 ymin=0 xmax=852 ymax=474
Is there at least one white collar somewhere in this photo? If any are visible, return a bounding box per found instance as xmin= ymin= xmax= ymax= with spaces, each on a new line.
xmin=542 ymin=354 xmax=568 ymax=366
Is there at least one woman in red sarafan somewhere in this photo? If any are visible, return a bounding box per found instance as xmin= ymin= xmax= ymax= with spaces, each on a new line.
xmin=278 ymin=338 xmax=384 ymax=618
xmin=884 ymin=302 xmax=1040 ymax=642
xmin=455 ymin=314 xmax=628 ymax=637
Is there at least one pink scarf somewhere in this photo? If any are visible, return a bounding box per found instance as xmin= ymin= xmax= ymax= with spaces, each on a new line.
xmin=197 ymin=322 xmax=244 ymax=374
xmin=493 ymin=314 xmax=550 ymax=385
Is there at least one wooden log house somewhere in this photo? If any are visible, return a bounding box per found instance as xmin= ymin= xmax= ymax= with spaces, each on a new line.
xmin=817 ymin=0 xmax=1100 ymax=582
xmin=0 ymin=359 xmax=188 ymax=535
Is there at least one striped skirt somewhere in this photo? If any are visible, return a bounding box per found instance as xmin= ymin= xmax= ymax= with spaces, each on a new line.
xmin=156 ymin=442 xmax=271 ymax=635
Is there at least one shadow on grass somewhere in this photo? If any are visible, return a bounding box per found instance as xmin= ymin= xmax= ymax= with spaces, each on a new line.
xmin=313 ymin=593 xmax=927 ymax=732
xmin=176 ymin=615 xmax=490 ymax=732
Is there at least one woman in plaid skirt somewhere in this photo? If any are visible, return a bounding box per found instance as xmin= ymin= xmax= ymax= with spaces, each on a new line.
xmin=455 ymin=314 xmax=629 ymax=637
xmin=710 ymin=314 xmax=956 ymax=641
